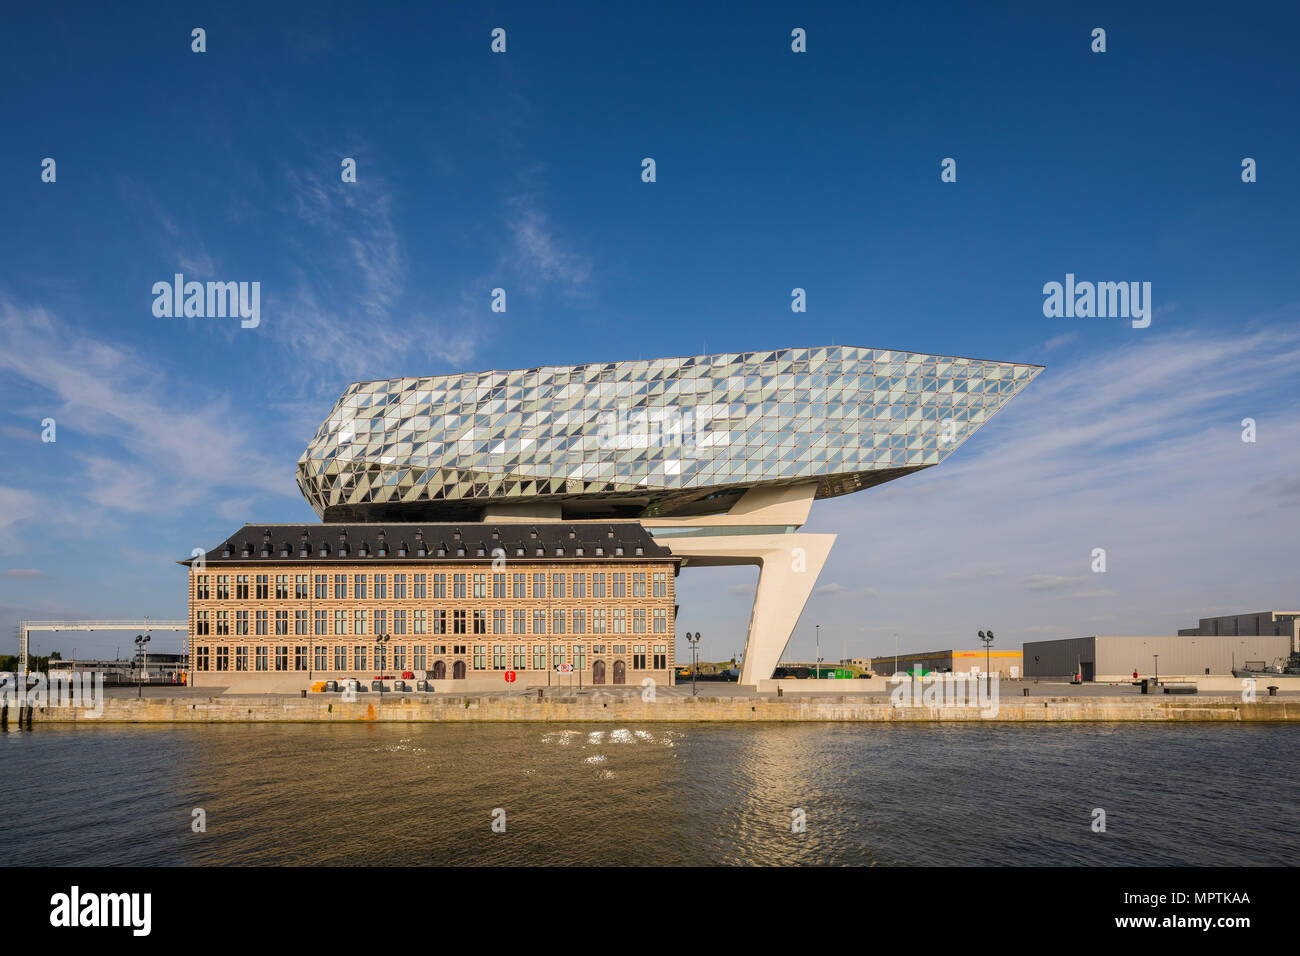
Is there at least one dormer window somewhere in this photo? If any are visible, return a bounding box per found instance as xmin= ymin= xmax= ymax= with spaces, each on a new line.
xmin=398 ymin=545 xmax=408 ymax=557
xmin=635 ymin=547 xmax=643 ymax=556
xmin=453 ymin=529 xmax=461 ymax=541
xmin=568 ymin=530 xmax=576 ymax=539
xmin=491 ymin=529 xmax=500 ymax=540
xmin=319 ymin=544 xmax=330 ymax=557
xmin=575 ymin=547 xmax=584 ymax=557
xmin=595 ymin=546 xmax=604 ymax=556
xmin=358 ymin=544 xmax=368 ymax=557
xmin=615 ymin=547 xmax=624 ymax=556
xmin=457 ymin=547 xmax=465 ymax=557
xmin=476 ymin=547 xmax=485 ymax=557
xmin=530 ymin=528 xmax=538 ymax=539
xmin=535 ymin=547 xmax=544 ymax=556
xmin=556 ymin=547 xmax=564 ymax=557
xmin=515 ymin=548 xmax=524 ymax=557
xmin=280 ymin=547 xmax=289 ymax=558
xmin=242 ymin=542 xmax=251 ymax=558
xmin=436 ymin=547 xmax=445 ymax=557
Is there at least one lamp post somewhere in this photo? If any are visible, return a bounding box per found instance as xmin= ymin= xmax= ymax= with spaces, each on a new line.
xmin=1153 ymin=654 xmax=1159 ymax=687
xmin=685 ymin=631 xmax=701 ymax=697
xmin=815 ymin=624 xmax=820 ymax=678
xmin=978 ymin=629 xmax=995 ymax=688
xmin=134 ymin=633 xmax=150 ymax=698
xmin=378 ymin=633 xmax=391 ymax=696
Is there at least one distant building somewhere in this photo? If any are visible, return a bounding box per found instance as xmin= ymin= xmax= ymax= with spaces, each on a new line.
xmin=868 ymin=649 xmax=1023 ymax=678
xmin=1022 ymin=635 xmax=1291 ymax=681
xmin=48 ymin=655 xmax=186 ymax=684
xmin=1178 ymin=611 xmax=1299 ymax=650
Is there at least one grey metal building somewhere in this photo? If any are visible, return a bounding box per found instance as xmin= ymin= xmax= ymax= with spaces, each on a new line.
xmin=1022 ymin=635 xmax=1293 ymax=681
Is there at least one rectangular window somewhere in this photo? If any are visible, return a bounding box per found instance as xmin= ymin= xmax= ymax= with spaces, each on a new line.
xmin=216 ymin=646 xmax=229 ymax=671
xmin=553 ymin=608 xmax=566 ymax=634
xmin=394 ymin=645 xmax=407 ymax=671
xmin=256 ymin=610 xmax=268 ymax=635
xmin=194 ymin=611 xmax=209 ymax=635
xmin=432 ymin=609 xmax=446 ymax=634
xmin=295 ymin=610 xmax=308 ymax=635
xmin=236 ymin=610 xmax=248 ymax=635
xmin=413 ymin=574 xmax=426 ymax=599
xmin=653 ymin=571 xmax=667 ymax=598
xmin=413 ymin=645 xmax=426 ymax=671
xmin=194 ymin=575 xmax=209 ymax=600
xmin=552 ymin=573 xmax=566 ymax=598
xmin=573 ymin=608 xmax=586 ymax=635
xmin=594 ymin=608 xmax=606 ymax=634
xmin=393 ymin=609 xmax=407 ymax=635
xmin=433 ymin=573 xmax=446 ymax=598
xmin=613 ymin=573 xmax=626 ymax=598
xmin=275 ymin=610 xmax=289 ymax=636
xmin=593 ymin=573 xmax=606 ymax=598
xmin=295 ymin=646 xmax=308 ymax=670
xmin=473 ymin=573 xmax=487 ymax=599
xmin=613 ymin=608 xmax=626 ymax=634
xmin=493 ymin=609 xmax=505 ymax=635
xmin=394 ymin=574 xmax=407 ymax=599
xmin=513 ymin=645 xmax=526 ymax=669
xmin=453 ymin=573 xmax=466 ymax=598
xmin=634 ymin=608 xmax=646 ymax=633
xmin=354 ymin=645 xmax=367 ymax=670
xmin=374 ymin=610 xmax=387 ymax=636
xmin=473 ymin=610 xmax=487 ymax=635
xmin=354 ymin=574 xmax=367 ymax=599
xmin=413 ymin=609 xmax=426 ymax=635
xmin=533 ymin=609 xmax=546 ymax=635
xmin=532 ymin=645 xmax=546 ymax=670
xmin=334 ymin=645 xmax=346 ymax=671
xmin=275 ymin=646 xmax=289 ymax=671
xmin=256 ymin=646 xmax=268 ymax=671
xmin=473 ymin=645 xmax=486 ymax=670
xmin=532 ymin=573 xmax=546 ymax=599
xmin=374 ymin=644 xmax=386 ymax=672
xmin=332 ymin=574 xmax=346 ymax=600
xmin=256 ymin=575 xmax=268 ymax=600
xmin=296 ymin=574 xmax=309 ymax=599
xmin=354 ymin=609 xmax=367 ymax=636
xmin=654 ymin=608 xmax=666 ymax=633
xmin=236 ymin=575 xmax=250 ymax=600
xmin=553 ymin=645 xmax=565 ymax=667
xmin=654 ymin=645 xmax=667 ymax=669
xmin=453 ymin=609 xmax=466 ymax=635
xmin=492 ymin=645 xmax=506 ymax=670
xmin=216 ymin=575 xmax=229 ymax=600
xmin=196 ymin=646 xmax=210 ymax=670
xmin=633 ymin=646 xmax=647 ymax=669
xmin=235 ymin=646 xmax=248 ymax=671
xmin=276 ymin=575 xmax=289 ymax=600
xmin=335 ymin=609 xmax=347 ymax=636
xmin=314 ymin=574 xmax=327 ymax=599
xmin=512 ymin=574 xmax=526 ymax=598
xmin=574 ymin=645 xmax=587 ymax=671
xmin=314 ymin=646 xmax=328 ymax=671
xmin=513 ymin=609 xmax=526 ymax=635
xmin=493 ymin=574 xmax=505 ymax=598
xmin=633 ymin=572 xmax=646 ymax=597
xmin=216 ymin=610 xmax=229 ymax=636
xmin=314 ymin=610 xmax=327 ymax=635
xmin=373 ymin=574 xmax=387 ymax=599
xmin=573 ymin=573 xmax=586 ymax=599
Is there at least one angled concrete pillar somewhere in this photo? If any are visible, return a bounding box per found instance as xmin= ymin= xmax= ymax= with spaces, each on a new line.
xmin=645 ymin=482 xmax=835 ymax=686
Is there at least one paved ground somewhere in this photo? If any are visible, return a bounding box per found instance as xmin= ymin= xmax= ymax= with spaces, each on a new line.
xmin=101 ymin=679 xmax=1299 ymax=700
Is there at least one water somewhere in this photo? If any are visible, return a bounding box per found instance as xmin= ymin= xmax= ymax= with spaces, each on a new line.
xmin=2 ymin=723 xmax=1295 ymax=866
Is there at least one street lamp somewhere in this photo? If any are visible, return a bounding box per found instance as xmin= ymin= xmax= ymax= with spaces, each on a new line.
xmin=1153 ymin=654 xmax=1159 ymax=687
xmin=685 ymin=631 xmax=701 ymax=697
xmin=377 ymin=633 xmax=391 ymax=696
xmin=134 ymin=633 xmax=150 ymax=698
xmin=978 ymin=629 xmax=995 ymax=687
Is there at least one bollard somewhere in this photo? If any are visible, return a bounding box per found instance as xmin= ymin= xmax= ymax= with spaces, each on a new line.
xmin=300 ymin=689 xmax=307 ymax=698
xmin=777 ymin=686 xmax=783 ymax=698
xmin=1023 ymin=688 xmax=1029 ymax=697
xmin=1268 ymin=685 xmax=1279 ymax=697
xmin=25 ymin=705 xmax=33 ymax=729
xmin=537 ymin=688 xmax=544 ymax=700
xmin=0 ymin=704 xmax=6 ymax=730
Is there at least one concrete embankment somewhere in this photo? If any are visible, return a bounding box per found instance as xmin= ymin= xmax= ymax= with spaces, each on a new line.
xmin=18 ymin=694 xmax=1300 ymax=723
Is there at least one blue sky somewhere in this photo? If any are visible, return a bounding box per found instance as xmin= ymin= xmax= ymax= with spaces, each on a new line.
xmin=2 ymin=1 xmax=1298 ymax=662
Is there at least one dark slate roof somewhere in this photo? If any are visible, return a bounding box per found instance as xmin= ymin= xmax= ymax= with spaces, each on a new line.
xmin=180 ymin=522 xmax=678 ymax=566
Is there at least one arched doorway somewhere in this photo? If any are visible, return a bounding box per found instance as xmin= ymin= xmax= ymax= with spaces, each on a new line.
xmin=453 ymin=660 xmax=466 ymax=680
xmin=593 ymin=660 xmax=606 ymax=684
xmin=613 ymin=660 xmax=626 ymax=684
xmin=432 ymin=660 xmax=446 ymax=680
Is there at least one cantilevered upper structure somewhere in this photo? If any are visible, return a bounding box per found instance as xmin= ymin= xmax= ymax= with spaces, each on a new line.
xmin=293 ymin=346 xmax=1041 ymax=685
xmin=297 ymin=346 xmax=1042 ymax=522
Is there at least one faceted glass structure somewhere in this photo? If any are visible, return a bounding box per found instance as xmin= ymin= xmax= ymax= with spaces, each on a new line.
xmin=297 ymin=347 xmax=1042 ymax=521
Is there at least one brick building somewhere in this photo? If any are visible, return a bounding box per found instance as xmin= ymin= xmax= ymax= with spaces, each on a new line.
xmin=183 ymin=522 xmax=678 ymax=690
